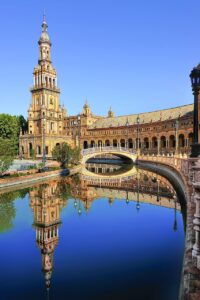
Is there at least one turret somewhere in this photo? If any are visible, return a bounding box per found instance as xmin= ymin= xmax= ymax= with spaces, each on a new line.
xmin=82 ymin=99 xmax=91 ymax=117
xmin=107 ymin=106 xmax=114 ymax=118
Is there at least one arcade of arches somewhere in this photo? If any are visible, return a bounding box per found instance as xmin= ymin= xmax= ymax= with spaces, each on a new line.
xmin=82 ymin=133 xmax=193 ymax=156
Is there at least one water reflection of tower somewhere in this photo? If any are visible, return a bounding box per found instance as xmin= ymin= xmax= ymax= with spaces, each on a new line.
xmin=30 ymin=181 xmax=66 ymax=295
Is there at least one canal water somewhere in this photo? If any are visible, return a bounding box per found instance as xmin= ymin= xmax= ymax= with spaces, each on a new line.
xmin=0 ymin=164 xmax=185 ymax=300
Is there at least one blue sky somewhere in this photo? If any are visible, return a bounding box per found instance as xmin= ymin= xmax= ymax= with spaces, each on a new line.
xmin=0 ymin=0 xmax=199 ymax=117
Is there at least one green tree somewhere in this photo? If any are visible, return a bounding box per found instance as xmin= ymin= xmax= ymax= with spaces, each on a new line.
xmin=0 ymin=188 xmax=29 ymax=233
xmin=0 ymin=113 xmax=27 ymax=154
xmin=0 ymin=138 xmax=16 ymax=176
xmin=52 ymin=143 xmax=71 ymax=167
xmin=70 ymin=146 xmax=81 ymax=165
xmin=18 ymin=115 xmax=28 ymax=134
xmin=52 ymin=143 xmax=80 ymax=167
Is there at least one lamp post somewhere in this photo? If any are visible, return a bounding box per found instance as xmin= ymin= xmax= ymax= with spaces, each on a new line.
xmin=157 ymin=179 xmax=160 ymax=202
xmin=190 ymin=65 xmax=200 ymax=157
xmin=126 ymin=181 xmax=129 ymax=204
xmin=78 ymin=200 xmax=82 ymax=216
xmin=136 ymin=115 xmax=140 ymax=157
xmin=42 ymin=117 xmax=46 ymax=165
xmin=173 ymin=195 xmax=177 ymax=231
xmin=125 ymin=118 xmax=129 ymax=149
xmin=77 ymin=113 xmax=81 ymax=149
xmin=175 ymin=119 xmax=179 ymax=156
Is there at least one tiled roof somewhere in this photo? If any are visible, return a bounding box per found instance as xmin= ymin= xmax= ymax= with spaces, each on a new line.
xmin=89 ymin=104 xmax=193 ymax=129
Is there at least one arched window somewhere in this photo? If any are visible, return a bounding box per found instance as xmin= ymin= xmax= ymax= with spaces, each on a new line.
xmin=169 ymin=135 xmax=175 ymax=148
xmin=91 ymin=140 xmax=95 ymax=147
xmin=128 ymin=138 xmax=133 ymax=148
xmin=105 ymin=140 xmax=110 ymax=146
xmin=144 ymin=137 xmax=149 ymax=149
xmin=113 ymin=139 xmax=117 ymax=147
xmin=120 ymin=139 xmax=125 ymax=147
xmin=152 ymin=137 xmax=157 ymax=148
xmin=179 ymin=134 xmax=185 ymax=147
xmin=160 ymin=136 xmax=166 ymax=148
xmin=50 ymin=98 xmax=53 ymax=105
xmin=188 ymin=133 xmax=193 ymax=146
xmin=37 ymin=145 xmax=41 ymax=155
xmin=83 ymin=141 xmax=88 ymax=149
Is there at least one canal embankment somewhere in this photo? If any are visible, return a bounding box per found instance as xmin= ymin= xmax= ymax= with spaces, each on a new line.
xmin=0 ymin=165 xmax=82 ymax=190
xmin=137 ymin=159 xmax=200 ymax=300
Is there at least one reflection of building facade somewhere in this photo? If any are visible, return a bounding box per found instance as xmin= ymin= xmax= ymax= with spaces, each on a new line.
xmin=19 ymin=18 xmax=194 ymax=158
xmin=30 ymin=180 xmax=66 ymax=291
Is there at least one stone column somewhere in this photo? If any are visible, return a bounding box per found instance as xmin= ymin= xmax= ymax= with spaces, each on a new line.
xmin=166 ymin=139 xmax=169 ymax=148
xmin=157 ymin=137 xmax=160 ymax=155
xmin=193 ymin=188 xmax=200 ymax=259
xmin=185 ymin=138 xmax=188 ymax=147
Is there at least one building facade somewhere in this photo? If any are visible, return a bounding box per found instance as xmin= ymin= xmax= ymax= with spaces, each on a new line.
xmin=20 ymin=18 xmax=194 ymax=159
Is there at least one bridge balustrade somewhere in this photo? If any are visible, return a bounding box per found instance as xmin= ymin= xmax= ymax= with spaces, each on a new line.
xmin=81 ymin=146 xmax=136 ymax=156
xmin=138 ymin=154 xmax=190 ymax=178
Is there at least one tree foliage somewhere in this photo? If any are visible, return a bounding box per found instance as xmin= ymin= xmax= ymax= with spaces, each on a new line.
xmin=0 ymin=138 xmax=16 ymax=176
xmin=0 ymin=114 xmax=27 ymax=175
xmin=0 ymin=114 xmax=27 ymax=152
xmin=0 ymin=188 xmax=29 ymax=233
xmin=52 ymin=143 xmax=80 ymax=167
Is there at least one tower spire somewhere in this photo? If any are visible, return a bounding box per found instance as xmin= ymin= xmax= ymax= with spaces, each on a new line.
xmin=43 ymin=10 xmax=46 ymax=23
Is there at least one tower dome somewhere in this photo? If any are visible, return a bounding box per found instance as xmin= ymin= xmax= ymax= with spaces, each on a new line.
xmin=38 ymin=15 xmax=51 ymax=45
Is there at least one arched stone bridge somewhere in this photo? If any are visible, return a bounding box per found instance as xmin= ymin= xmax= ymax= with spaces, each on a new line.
xmin=81 ymin=146 xmax=137 ymax=164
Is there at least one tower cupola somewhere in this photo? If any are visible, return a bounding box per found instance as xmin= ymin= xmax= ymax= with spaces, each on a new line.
xmin=82 ymin=99 xmax=91 ymax=116
xmin=38 ymin=15 xmax=51 ymax=46
xmin=108 ymin=106 xmax=114 ymax=118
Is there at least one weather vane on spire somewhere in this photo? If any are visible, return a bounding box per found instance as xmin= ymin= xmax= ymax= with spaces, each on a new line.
xmin=43 ymin=10 xmax=46 ymax=23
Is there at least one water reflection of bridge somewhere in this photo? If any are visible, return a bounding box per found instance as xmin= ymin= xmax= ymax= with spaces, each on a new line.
xmin=81 ymin=146 xmax=137 ymax=164
xmin=76 ymin=170 xmax=179 ymax=210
